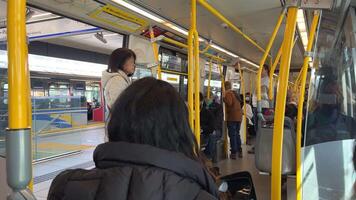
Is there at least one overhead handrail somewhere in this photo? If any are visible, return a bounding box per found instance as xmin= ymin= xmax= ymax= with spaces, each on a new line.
xmin=296 ymin=11 xmax=320 ymax=200
xmin=156 ymin=35 xmax=226 ymax=63
xmin=197 ymin=0 xmax=267 ymax=54
xmin=270 ymin=7 xmax=298 ymax=200
xmin=256 ymin=9 xmax=286 ymax=119
xmin=201 ymin=40 xmax=212 ymax=53
xmin=7 ymin=0 xmax=36 ymax=198
xmin=149 ymin=26 xmax=162 ymax=79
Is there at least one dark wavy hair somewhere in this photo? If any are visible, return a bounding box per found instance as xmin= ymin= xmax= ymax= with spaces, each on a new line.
xmin=107 ymin=77 xmax=199 ymax=160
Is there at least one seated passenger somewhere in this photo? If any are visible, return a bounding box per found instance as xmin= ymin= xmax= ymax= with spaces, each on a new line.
xmin=48 ymin=77 xmax=219 ymax=200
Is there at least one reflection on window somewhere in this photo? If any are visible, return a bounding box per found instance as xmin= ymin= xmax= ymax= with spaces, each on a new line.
xmin=305 ymin=28 xmax=356 ymax=146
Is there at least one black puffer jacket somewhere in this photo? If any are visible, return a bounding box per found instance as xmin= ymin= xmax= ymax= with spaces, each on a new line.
xmin=48 ymin=142 xmax=219 ymax=200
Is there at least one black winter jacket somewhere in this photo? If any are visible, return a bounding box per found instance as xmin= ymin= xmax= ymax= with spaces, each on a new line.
xmin=48 ymin=142 xmax=219 ymax=200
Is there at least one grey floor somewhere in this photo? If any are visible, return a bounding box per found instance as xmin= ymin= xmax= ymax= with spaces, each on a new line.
xmin=33 ymin=129 xmax=295 ymax=200
xmin=33 ymin=128 xmax=104 ymax=200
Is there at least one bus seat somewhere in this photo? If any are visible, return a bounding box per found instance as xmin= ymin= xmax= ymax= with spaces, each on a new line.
xmin=255 ymin=117 xmax=296 ymax=175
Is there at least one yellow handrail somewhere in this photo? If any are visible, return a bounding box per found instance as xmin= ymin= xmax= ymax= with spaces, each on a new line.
xmin=296 ymin=11 xmax=320 ymax=200
xmin=197 ymin=0 xmax=266 ymax=53
xmin=201 ymin=43 xmax=211 ymax=53
xmin=256 ymin=9 xmax=286 ymax=113
xmin=163 ymin=37 xmax=188 ymax=49
xmin=161 ymin=69 xmax=188 ymax=76
xmin=269 ymin=37 xmax=298 ymax=101
xmin=269 ymin=43 xmax=283 ymax=100
xmin=207 ymin=59 xmax=213 ymax=99
xmin=236 ymin=63 xmax=247 ymax=144
xmin=193 ymin=29 xmax=201 ymax=146
xmin=7 ymin=0 xmax=33 ymax=191
xmin=203 ymin=52 xmax=226 ymax=63
xmin=217 ymin=62 xmax=228 ymax=155
xmin=161 ymin=37 xmax=226 ymax=63
xmin=188 ymin=30 xmax=194 ymax=129
xmin=149 ymin=27 xmax=162 ymax=79
xmin=271 ymin=7 xmax=298 ymax=200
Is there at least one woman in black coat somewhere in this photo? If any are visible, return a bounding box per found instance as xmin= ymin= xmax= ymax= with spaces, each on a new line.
xmin=48 ymin=77 xmax=219 ymax=200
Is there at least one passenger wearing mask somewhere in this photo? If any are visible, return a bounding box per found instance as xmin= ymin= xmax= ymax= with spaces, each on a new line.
xmin=223 ymin=81 xmax=243 ymax=159
xmin=101 ymin=48 xmax=136 ymax=111
xmin=48 ymin=77 xmax=219 ymax=200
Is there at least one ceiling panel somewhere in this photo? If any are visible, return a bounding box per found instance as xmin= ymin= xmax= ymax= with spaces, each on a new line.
xmin=131 ymin=0 xmax=303 ymax=68
xmin=15 ymin=0 xmax=304 ymax=69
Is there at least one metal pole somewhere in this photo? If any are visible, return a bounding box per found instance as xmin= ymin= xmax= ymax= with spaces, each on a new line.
xmin=236 ymin=63 xmax=247 ymax=144
xmin=193 ymin=29 xmax=201 ymax=146
xmin=270 ymin=7 xmax=298 ymax=200
xmin=7 ymin=0 xmax=36 ymax=198
xmin=269 ymin=37 xmax=298 ymax=102
xmin=188 ymin=30 xmax=194 ymax=129
xmin=149 ymin=26 xmax=162 ymax=79
xmin=217 ymin=63 xmax=228 ymax=156
xmin=296 ymin=11 xmax=320 ymax=200
xmin=207 ymin=59 xmax=212 ymax=100
xmin=256 ymin=9 xmax=286 ymax=118
xmin=269 ymin=43 xmax=283 ymax=101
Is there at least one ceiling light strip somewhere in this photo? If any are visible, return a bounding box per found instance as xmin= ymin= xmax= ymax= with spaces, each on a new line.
xmin=111 ymin=0 xmax=259 ymax=69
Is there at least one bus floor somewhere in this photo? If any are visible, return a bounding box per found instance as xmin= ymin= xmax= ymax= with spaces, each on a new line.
xmin=32 ymin=129 xmax=294 ymax=200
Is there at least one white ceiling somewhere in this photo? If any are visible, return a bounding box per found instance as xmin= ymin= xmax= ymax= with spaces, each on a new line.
xmin=129 ymin=0 xmax=304 ymax=68
xmin=2 ymin=0 xmax=306 ymax=69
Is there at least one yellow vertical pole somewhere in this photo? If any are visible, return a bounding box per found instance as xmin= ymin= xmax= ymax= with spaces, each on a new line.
xmin=257 ymin=9 xmax=286 ymax=114
xmin=190 ymin=0 xmax=201 ymax=146
xmin=188 ymin=31 xmax=194 ymax=128
xmin=269 ymin=44 xmax=283 ymax=101
xmin=271 ymin=7 xmax=298 ymax=200
xmin=193 ymin=29 xmax=200 ymax=146
xmin=269 ymin=38 xmax=298 ymax=101
xmin=149 ymin=27 xmax=161 ymax=80
xmin=236 ymin=63 xmax=247 ymax=144
xmin=207 ymin=59 xmax=212 ymax=99
xmin=296 ymin=12 xmax=320 ymax=200
xmin=7 ymin=0 xmax=34 ymax=194
xmin=217 ymin=63 xmax=228 ymax=155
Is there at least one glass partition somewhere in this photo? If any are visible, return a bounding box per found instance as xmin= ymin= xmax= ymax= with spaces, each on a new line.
xmin=302 ymin=7 xmax=356 ymax=200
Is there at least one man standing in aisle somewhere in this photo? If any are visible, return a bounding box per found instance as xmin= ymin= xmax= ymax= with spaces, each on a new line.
xmin=223 ymin=81 xmax=243 ymax=159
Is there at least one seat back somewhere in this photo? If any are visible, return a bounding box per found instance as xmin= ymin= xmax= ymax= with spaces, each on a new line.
xmin=255 ymin=117 xmax=296 ymax=175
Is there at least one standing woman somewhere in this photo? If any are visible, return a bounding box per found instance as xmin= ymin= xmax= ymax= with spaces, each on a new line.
xmin=102 ymin=48 xmax=136 ymax=111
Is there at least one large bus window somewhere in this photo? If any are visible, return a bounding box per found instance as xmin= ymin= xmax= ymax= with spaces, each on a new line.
xmin=302 ymin=7 xmax=356 ymax=200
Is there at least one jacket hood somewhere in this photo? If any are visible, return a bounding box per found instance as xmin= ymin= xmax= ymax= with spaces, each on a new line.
xmin=94 ymin=142 xmax=218 ymax=197
xmin=101 ymin=70 xmax=128 ymax=88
